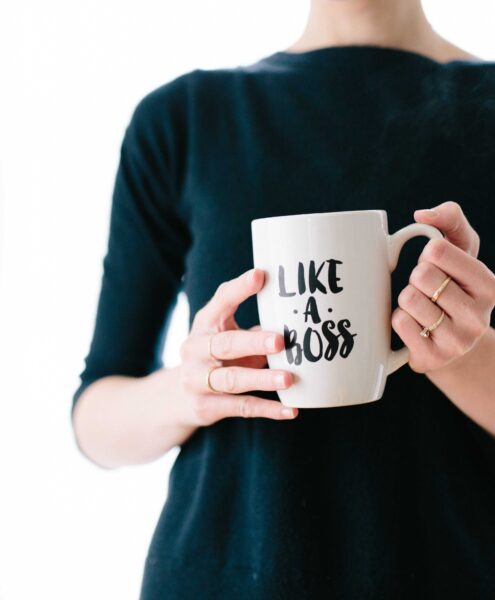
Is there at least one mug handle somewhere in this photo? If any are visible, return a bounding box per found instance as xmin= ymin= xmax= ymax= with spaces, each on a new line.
xmin=386 ymin=223 xmax=444 ymax=375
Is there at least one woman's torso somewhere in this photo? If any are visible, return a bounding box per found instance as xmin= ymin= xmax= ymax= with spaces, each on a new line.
xmin=137 ymin=46 xmax=495 ymax=599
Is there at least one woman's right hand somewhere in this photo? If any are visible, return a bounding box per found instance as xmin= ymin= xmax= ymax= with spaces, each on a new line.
xmin=178 ymin=267 xmax=298 ymax=426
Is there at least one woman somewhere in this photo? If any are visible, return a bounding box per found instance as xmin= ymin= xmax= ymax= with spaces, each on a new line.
xmin=72 ymin=0 xmax=495 ymax=597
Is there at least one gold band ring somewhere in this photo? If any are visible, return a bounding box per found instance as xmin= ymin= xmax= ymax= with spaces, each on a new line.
xmin=419 ymin=309 xmax=446 ymax=338
xmin=206 ymin=364 xmax=220 ymax=393
xmin=431 ymin=276 xmax=452 ymax=304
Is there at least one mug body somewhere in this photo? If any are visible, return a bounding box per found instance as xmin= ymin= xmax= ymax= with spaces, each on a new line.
xmin=251 ymin=209 xmax=392 ymax=408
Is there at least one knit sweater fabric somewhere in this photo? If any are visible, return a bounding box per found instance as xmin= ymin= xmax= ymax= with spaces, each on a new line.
xmin=72 ymin=45 xmax=495 ymax=599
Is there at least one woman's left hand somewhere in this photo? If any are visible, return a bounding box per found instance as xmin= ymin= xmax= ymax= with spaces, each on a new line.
xmin=392 ymin=201 xmax=495 ymax=374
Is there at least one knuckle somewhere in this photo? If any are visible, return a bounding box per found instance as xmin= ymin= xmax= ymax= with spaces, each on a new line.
xmin=224 ymin=367 xmax=238 ymax=393
xmin=410 ymin=262 xmax=431 ymax=288
xmin=214 ymin=280 xmax=229 ymax=298
xmin=424 ymin=239 xmax=446 ymax=262
xmin=398 ymin=284 xmax=418 ymax=307
xmin=238 ymin=396 xmax=252 ymax=418
xmin=467 ymin=314 xmax=487 ymax=339
xmin=446 ymin=200 xmax=462 ymax=214
xmin=391 ymin=308 xmax=405 ymax=329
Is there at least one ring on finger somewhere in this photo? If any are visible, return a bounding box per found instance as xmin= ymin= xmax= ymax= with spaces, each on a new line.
xmin=430 ymin=276 xmax=452 ymax=304
xmin=419 ymin=309 xmax=446 ymax=338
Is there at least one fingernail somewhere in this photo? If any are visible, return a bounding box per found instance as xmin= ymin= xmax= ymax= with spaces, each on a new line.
xmin=281 ymin=407 xmax=295 ymax=418
xmin=415 ymin=208 xmax=438 ymax=217
xmin=248 ymin=268 xmax=256 ymax=281
xmin=266 ymin=335 xmax=277 ymax=351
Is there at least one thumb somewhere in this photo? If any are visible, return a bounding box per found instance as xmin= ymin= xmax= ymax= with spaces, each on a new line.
xmin=414 ymin=201 xmax=480 ymax=257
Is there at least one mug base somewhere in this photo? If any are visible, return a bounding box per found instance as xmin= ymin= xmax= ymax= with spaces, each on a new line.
xmin=280 ymin=393 xmax=383 ymax=409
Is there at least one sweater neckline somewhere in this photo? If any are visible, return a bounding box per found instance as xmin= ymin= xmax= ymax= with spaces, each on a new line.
xmin=259 ymin=44 xmax=485 ymax=70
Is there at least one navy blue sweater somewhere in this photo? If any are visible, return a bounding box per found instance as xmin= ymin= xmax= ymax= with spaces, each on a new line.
xmin=73 ymin=45 xmax=495 ymax=599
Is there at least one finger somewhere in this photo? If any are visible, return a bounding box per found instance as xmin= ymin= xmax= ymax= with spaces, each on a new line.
xmin=183 ymin=327 xmax=273 ymax=369
xmin=397 ymin=283 xmax=461 ymax=354
xmin=409 ymin=261 xmax=489 ymax=350
xmin=238 ymin=324 xmax=268 ymax=366
xmin=234 ymin=324 xmax=269 ymax=366
xmin=414 ymin=201 xmax=480 ymax=256
xmin=391 ymin=308 xmax=442 ymax=373
xmin=207 ymin=365 xmax=293 ymax=394
xmin=192 ymin=393 xmax=298 ymax=423
xmin=198 ymin=268 xmax=265 ymax=328
xmin=183 ymin=330 xmax=283 ymax=363
xmin=409 ymin=260 xmax=476 ymax=318
xmin=208 ymin=329 xmax=284 ymax=361
xmin=398 ymin=283 xmax=447 ymax=327
xmin=418 ymin=238 xmax=494 ymax=301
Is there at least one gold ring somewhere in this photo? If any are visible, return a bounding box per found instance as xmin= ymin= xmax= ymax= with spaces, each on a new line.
xmin=206 ymin=365 xmax=220 ymax=393
xmin=419 ymin=309 xmax=446 ymax=338
xmin=208 ymin=333 xmax=220 ymax=361
xmin=431 ymin=276 xmax=452 ymax=304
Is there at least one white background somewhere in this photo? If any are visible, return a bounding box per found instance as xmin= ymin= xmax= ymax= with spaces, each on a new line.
xmin=0 ymin=2 xmax=494 ymax=599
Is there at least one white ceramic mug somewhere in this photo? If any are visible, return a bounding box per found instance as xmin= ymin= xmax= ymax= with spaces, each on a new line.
xmin=251 ymin=209 xmax=443 ymax=408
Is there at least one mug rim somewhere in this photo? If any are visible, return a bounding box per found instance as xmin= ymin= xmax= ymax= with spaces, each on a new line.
xmin=251 ymin=208 xmax=386 ymax=225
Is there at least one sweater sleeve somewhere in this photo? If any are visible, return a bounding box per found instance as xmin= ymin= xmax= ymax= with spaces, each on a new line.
xmin=71 ymin=81 xmax=192 ymax=412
